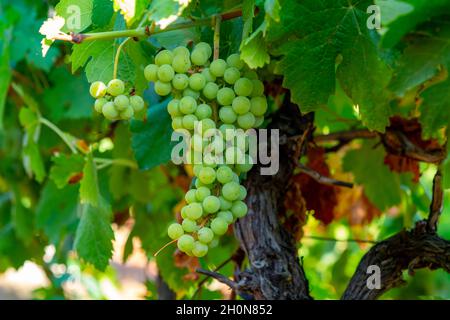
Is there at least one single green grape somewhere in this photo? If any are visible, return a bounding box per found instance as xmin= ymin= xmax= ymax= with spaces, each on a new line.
xmin=154 ymin=80 xmax=172 ymax=96
xmin=216 ymin=166 xmax=234 ymax=184
xmin=102 ymin=102 xmax=119 ymax=120
xmin=250 ymin=96 xmax=268 ymax=116
xmin=192 ymin=241 xmax=209 ymax=257
xmin=173 ymin=46 xmax=190 ymax=58
xmin=203 ymin=82 xmax=219 ymax=100
xmin=144 ymin=64 xmax=159 ymax=82
xmin=107 ymin=79 xmax=125 ymax=96
xmin=195 ymin=42 xmax=212 ymax=58
xmin=250 ymin=80 xmax=264 ymax=97
xmin=182 ymin=218 xmax=198 ymax=232
xmin=226 ymin=54 xmax=245 ymax=70
xmin=183 ymin=88 xmax=200 ymax=100
xmin=182 ymin=114 xmax=198 ymax=130
xmin=224 ymin=67 xmax=241 ymax=85
xmin=203 ymin=154 xmax=218 ymax=168
xmin=225 ymin=147 xmax=244 ymax=165
xmin=172 ymin=74 xmax=189 ymax=90
xmin=195 ymin=104 xmax=212 ymax=120
xmin=209 ymin=59 xmax=227 ymax=77
xmin=90 ymin=81 xmax=107 ymax=98
xmin=195 ymin=186 xmax=211 ymax=202
xmin=185 ymin=202 xmax=203 ymax=220
xmin=236 ymin=154 xmax=254 ymax=173
xmin=201 ymin=68 xmax=216 ymax=82
xmin=218 ymin=211 xmax=234 ymax=224
xmin=197 ymin=227 xmax=214 ymax=244
xmin=254 ymin=116 xmax=264 ymax=127
xmin=172 ymin=54 xmax=191 ymax=73
xmin=185 ymin=189 xmax=197 ymax=204
xmin=222 ymin=181 xmax=241 ymax=201
xmin=219 ymin=196 xmax=233 ymax=210
xmin=199 ymin=118 xmax=216 ymax=134
xmin=219 ymin=124 xmax=236 ymax=141
xmin=217 ymin=87 xmax=235 ymax=106
xmin=210 ymin=217 xmax=228 ymax=235
xmin=237 ymin=112 xmax=256 ymax=129
xmin=177 ymin=234 xmax=195 ymax=252
xmin=181 ymin=206 xmax=188 ymax=219
xmin=189 ymin=73 xmax=206 ymax=91
xmin=172 ymin=117 xmax=183 ymax=130
xmin=130 ymin=95 xmax=145 ymax=112
xmin=167 ymin=99 xmax=181 ymax=117
xmin=157 ymin=64 xmax=175 ymax=82
xmin=218 ymin=107 xmax=237 ymax=124
xmin=94 ymin=98 xmax=107 ymax=113
xmin=234 ymin=78 xmax=253 ymax=97
xmin=168 ymin=223 xmax=184 ymax=240
xmin=114 ymin=95 xmax=130 ymax=111
xmin=203 ymin=195 xmax=221 ymax=213
xmin=231 ymin=200 xmax=248 ymax=218
xmin=179 ymin=96 xmax=197 ymax=114
xmin=238 ymin=185 xmax=247 ymax=201
xmin=155 ymin=49 xmax=173 ymax=66
xmin=198 ymin=167 xmax=216 ymax=185
xmin=120 ymin=106 xmax=134 ymax=120
xmin=193 ymin=165 xmax=203 ymax=177
xmin=191 ymin=48 xmax=208 ymax=66
xmin=232 ymin=96 xmax=251 ymax=115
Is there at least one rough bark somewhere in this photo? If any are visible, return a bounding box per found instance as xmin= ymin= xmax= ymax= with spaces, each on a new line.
xmin=234 ymin=98 xmax=313 ymax=300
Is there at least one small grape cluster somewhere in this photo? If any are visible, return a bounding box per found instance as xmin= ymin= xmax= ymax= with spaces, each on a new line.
xmin=89 ymin=79 xmax=145 ymax=121
xmin=145 ymin=43 xmax=268 ymax=257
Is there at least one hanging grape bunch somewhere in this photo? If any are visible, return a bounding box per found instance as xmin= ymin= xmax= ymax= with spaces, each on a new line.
xmin=89 ymin=79 xmax=145 ymax=121
xmin=145 ymin=42 xmax=268 ymax=258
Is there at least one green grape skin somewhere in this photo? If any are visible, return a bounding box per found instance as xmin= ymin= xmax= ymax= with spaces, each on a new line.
xmin=218 ymin=211 xmax=234 ymax=224
xmin=189 ymin=73 xmax=206 ymax=91
xmin=225 ymin=147 xmax=244 ymax=165
xmin=179 ymin=96 xmax=197 ymax=114
xmin=177 ymin=234 xmax=195 ymax=252
xmin=90 ymin=81 xmax=107 ymax=98
xmin=237 ymin=112 xmax=256 ymax=129
xmin=236 ymin=154 xmax=254 ymax=173
xmin=185 ymin=203 xmax=203 ymax=220
xmin=201 ymin=68 xmax=216 ymax=82
xmin=172 ymin=74 xmax=189 ymax=90
xmin=232 ymin=96 xmax=251 ymax=115
xmin=195 ymin=186 xmax=211 ymax=202
xmin=195 ymin=104 xmax=212 ymax=120
xmin=192 ymin=241 xmax=209 ymax=257
xmin=231 ymin=172 xmax=240 ymax=183
xmin=219 ymin=196 xmax=233 ymax=210
xmin=120 ymin=106 xmax=134 ymax=120
xmin=157 ymin=64 xmax=175 ymax=82
xmin=234 ymin=78 xmax=253 ymax=97
xmin=217 ymin=87 xmax=236 ymax=106
xmin=250 ymin=96 xmax=268 ymax=116
xmin=219 ymin=124 xmax=236 ymax=141
xmin=130 ymin=95 xmax=145 ymax=112
xmin=216 ymin=166 xmax=234 ymax=184
xmin=167 ymin=99 xmax=181 ymax=117
xmin=173 ymin=46 xmax=190 ymax=58
xmin=254 ymin=116 xmax=264 ymax=128
xmin=183 ymin=88 xmax=200 ymax=100
xmin=210 ymin=217 xmax=228 ymax=235
xmin=244 ymin=70 xmax=258 ymax=80
xmin=102 ymin=102 xmax=119 ymax=120
xmin=182 ymin=218 xmax=198 ymax=232
xmin=172 ymin=117 xmax=183 ymax=130
xmin=155 ymin=49 xmax=174 ymax=66
xmin=224 ymin=67 xmax=241 ymax=85
xmin=94 ymin=98 xmax=107 ymax=113
xmin=191 ymin=48 xmax=208 ymax=66
xmin=250 ymin=80 xmax=264 ymax=97
xmin=185 ymin=189 xmax=197 ymax=204
xmin=195 ymin=42 xmax=212 ymax=58
xmin=218 ymin=106 xmax=237 ymax=124
xmin=198 ymin=167 xmax=216 ymax=185
xmin=144 ymin=64 xmax=159 ymax=82
xmin=197 ymin=227 xmax=214 ymax=244
xmin=193 ymin=165 xmax=203 ymax=177
xmin=222 ymin=181 xmax=241 ymax=201
xmin=172 ymin=54 xmax=191 ymax=73
xmin=114 ymin=95 xmax=130 ymax=111
xmin=231 ymin=200 xmax=248 ymax=218
xmin=226 ymin=54 xmax=245 ymax=70
xmin=181 ymin=206 xmax=188 ymax=219
xmin=209 ymin=59 xmax=227 ymax=77
xmin=182 ymin=114 xmax=198 ymax=130
xmin=203 ymin=154 xmax=218 ymax=168
xmin=199 ymin=118 xmax=216 ymax=134
xmin=238 ymin=185 xmax=247 ymax=201
xmin=168 ymin=223 xmax=184 ymax=240
xmin=154 ymin=81 xmax=172 ymax=96
xmin=203 ymin=195 xmax=221 ymax=213
xmin=107 ymin=79 xmax=125 ymax=96
xmin=203 ymin=82 xmax=219 ymax=100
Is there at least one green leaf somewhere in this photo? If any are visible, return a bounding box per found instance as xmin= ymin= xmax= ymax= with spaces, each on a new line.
xmin=131 ymin=99 xmax=175 ymax=170
xmin=420 ymin=78 xmax=450 ymax=138
xmin=240 ymin=22 xmax=270 ymax=69
xmin=267 ymin=0 xmax=392 ymax=132
xmin=74 ymin=198 xmax=114 ymax=271
xmin=49 ymin=153 xmax=85 ymax=189
xmin=149 ymin=0 xmax=190 ymax=29
xmin=0 ymin=37 xmax=11 ymax=131
xmin=22 ymin=136 xmax=46 ymax=183
xmin=343 ymin=140 xmax=402 ymax=211
xmin=242 ymin=0 xmax=255 ymax=40
xmin=36 ymin=182 xmax=80 ymax=244
xmin=12 ymin=194 xmax=34 ymax=244
xmin=92 ymin=0 xmax=114 ymax=27
xmin=55 ymin=0 xmax=93 ymax=33
xmin=79 ymin=153 xmax=100 ymax=206
xmin=444 ymin=154 xmax=450 ymax=190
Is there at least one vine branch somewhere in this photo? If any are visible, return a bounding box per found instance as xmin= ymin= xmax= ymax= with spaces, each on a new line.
xmin=297 ymin=163 xmax=354 ymax=188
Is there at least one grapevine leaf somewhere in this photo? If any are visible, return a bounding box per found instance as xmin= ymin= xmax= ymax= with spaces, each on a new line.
xmin=49 ymin=153 xmax=85 ymax=189
xmin=79 ymin=153 xmax=100 ymax=206
xmin=130 ymin=99 xmax=175 ymax=170
xmin=22 ymin=136 xmax=46 ymax=183
xmin=55 ymin=0 xmax=93 ymax=33
xmin=240 ymin=22 xmax=270 ymax=69
xmin=343 ymin=140 xmax=402 ymax=211
xmin=242 ymin=0 xmax=255 ymax=40
xmin=149 ymin=0 xmax=190 ymax=29
xmin=74 ymin=198 xmax=114 ymax=271
xmin=92 ymin=0 xmax=114 ymax=27
xmin=0 ymin=37 xmax=11 ymax=131
xmin=12 ymin=195 xmax=34 ymax=245
xmin=419 ymin=78 xmax=450 ymax=138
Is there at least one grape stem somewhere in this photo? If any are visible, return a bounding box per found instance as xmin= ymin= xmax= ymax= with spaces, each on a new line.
xmin=213 ymin=14 xmax=222 ymax=60
xmin=39 ymin=118 xmax=78 ymax=154
xmin=94 ymin=157 xmax=138 ymax=170
xmin=153 ymin=239 xmax=178 ymax=257
xmin=50 ymin=8 xmax=244 ymax=44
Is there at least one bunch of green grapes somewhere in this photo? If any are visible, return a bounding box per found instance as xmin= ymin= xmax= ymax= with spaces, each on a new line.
xmin=89 ymin=79 xmax=145 ymax=121
xmin=144 ymin=43 xmax=268 ymax=257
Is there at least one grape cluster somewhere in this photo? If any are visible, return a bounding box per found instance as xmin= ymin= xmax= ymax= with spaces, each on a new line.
xmin=145 ymin=43 xmax=268 ymax=257
xmin=89 ymin=79 xmax=145 ymax=121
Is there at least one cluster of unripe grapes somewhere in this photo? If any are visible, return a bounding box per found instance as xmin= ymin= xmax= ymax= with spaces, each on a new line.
xmin=144 ymin=42 xmax=268 ymax=258
xmin=89 ymin=79 xmax=145 ymax=120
